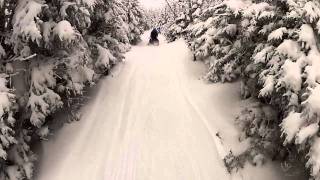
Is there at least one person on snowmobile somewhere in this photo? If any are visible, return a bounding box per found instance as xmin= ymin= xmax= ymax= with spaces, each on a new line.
xmin=149 ymin=28 xmax=159 ymax=45
xmin=156 ymin=27 xmax=161 ymax=34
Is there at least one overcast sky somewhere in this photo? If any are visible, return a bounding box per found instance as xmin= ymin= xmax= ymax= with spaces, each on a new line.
xmin=139 ymin=0 xmax=166 ymax=9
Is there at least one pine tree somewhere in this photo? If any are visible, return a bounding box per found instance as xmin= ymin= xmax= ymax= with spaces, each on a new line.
xmin=163 ymin=0 xmax=204 ymax=42
xmin=157 ymin=2 xmax=181 ymax=41
xmin=122 ymin=0 xmax=146 ymax=44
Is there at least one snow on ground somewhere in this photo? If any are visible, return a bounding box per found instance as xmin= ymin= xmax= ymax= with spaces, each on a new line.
xmin=35 ymin=32 xmax=306 ymax=180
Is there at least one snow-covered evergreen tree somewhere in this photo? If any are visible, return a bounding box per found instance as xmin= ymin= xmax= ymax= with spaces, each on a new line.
xmin=188 ymin=0 xmax=243 ymax=82
xmin=122 ymin=0 xmax=146 ymax=44
xmin=161 ymin=0 xmax=203 ymax=42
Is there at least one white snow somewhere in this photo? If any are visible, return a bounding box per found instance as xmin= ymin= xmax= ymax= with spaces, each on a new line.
xmin=304 ymin=2 xmax=320 ymax=23
xmin=259 ymin=11 xmax=274 ymax=19
xmin=82 ymin=0 xmax=96 ymax=7
xmin=286 ymin=10 xmax=299 ymax=19
xmin=13 ymin=0 xmax=43 ymax=42
xmin=280 ymin=59 xmax=302 ymax=92
xmin=67 ymin=65 xmax=95 ymax=94
xmin=53 ymin=20 xmax=76 ymax=42
xmin=304 ymin=85 xmax=320 ymax=117
xmin=299 ymin=24 xmax=317 ymax=49
xmin=0 ymin=76 xmax=15 ymax=160
xmin=268 ymin=27 xmax=287 ymax=41
xmin=42 ymin=21 xmax=55 ymax=44
xmin=259 ymin=75 xmax=274 ymax=97
xmin=225 ymin=0 xmax=246 ymax=12
xmin=28 ymin=64 xmax=63 ymax=127
xmin=277 ymin=40 xmax=303 ymax=59
xmin=296 ymin=123 xmax=319 ymax=144
xmin=281 ymin=112 xmax=304 ymax=144
xmin=96 ymin=45 xmax=116 ymax=68
xmin=317 ymin=20 xmax=320 ymax=34
xmin=307 ymin=137 xmax=320 ymax=178
xmin=305 ymin=48 xmax=320 ymax=87
xmin=36 ymin=32 xmax=305 ymax=180
xmin=254 ymin=46 xmax=273 ymax=63
xmin=243 ymin=2 xmax=272 ymax=17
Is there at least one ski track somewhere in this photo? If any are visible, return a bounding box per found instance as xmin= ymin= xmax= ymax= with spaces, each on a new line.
xmin=36 ymin=32 xmax=302 ymax=180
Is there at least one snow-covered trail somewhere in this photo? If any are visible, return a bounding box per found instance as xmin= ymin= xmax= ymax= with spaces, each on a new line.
xmin=36 ymin=32 xmax=303 ymax=180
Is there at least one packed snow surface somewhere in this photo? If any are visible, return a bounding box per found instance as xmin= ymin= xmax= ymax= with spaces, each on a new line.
xmin=36 ymin=32 xmax=305 ymax=180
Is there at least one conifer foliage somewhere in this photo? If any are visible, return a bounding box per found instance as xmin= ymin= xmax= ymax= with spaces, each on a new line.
xmin=0 ymin=0 xmax=146 ymax=179
xmin=123 ymin=0 xmax=146 ymax=44
xmin=166 ymin=0 xmax=320 ymax=178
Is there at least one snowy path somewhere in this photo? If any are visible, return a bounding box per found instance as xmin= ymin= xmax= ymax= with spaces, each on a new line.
xmin=36 ymin=33 xmax=303 ymax=180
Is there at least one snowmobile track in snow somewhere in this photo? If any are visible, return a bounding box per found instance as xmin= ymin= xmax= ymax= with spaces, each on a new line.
xmin=36 ymin=32 xmax=304 ymax=180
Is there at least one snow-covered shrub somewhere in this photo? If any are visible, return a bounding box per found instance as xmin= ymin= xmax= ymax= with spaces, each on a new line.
xmin=28 ymin=63 xmax=63 ymax=128
xmin=6 ymin=129 xmax=37 ymax=180
xmin=244 ymin=2 xmax=320 ymax=178
xmin=122 ymin=0 xmax=146 ymax=44
xmin=95 ymin=44 xmax=116 ymax=74
xmin=235 ymin=101 xmax=282 ymax=161
xmin=223 ymin=150 xmax=245 ymax=173
xmin=161 ymin=0 xmax=204 ymax=42
xmin=0 ymin=76 xmax=18 ymax=179
xmin=174 ymin=0 xmax=245 ymax=82
xmin=53 ymin=20 xmax=77 ymax=42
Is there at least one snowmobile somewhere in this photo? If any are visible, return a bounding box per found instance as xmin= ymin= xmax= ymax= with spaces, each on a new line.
xmin=148 ymin=38 xmax=159 ymax=46
xmin=148 ymin=28 xmax=160 ymax=46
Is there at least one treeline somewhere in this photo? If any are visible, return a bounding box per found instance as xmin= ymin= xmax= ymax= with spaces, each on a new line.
xmin=164 ymin=0 xmax=320 ymax=179
xmin=0 ymin=0 xmax=148 ymax=179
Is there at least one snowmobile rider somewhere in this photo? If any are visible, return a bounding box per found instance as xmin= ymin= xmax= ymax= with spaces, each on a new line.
xmin=150 ymin=28 xmax=159 ymax=44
